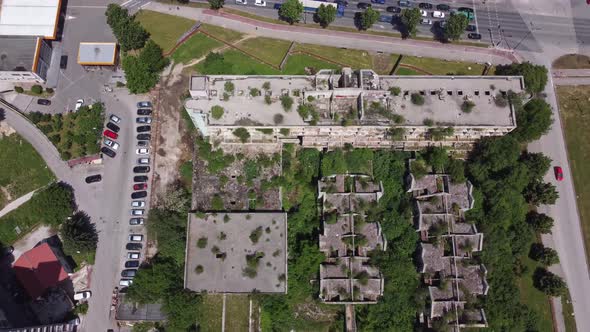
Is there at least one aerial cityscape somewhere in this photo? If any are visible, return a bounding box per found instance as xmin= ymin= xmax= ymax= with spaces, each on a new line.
xmin=0 ymin=0 xmax=588 ymax=331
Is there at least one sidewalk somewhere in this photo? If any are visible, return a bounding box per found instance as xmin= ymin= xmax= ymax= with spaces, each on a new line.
xmin=145 ymin=3 xmax=520 ymax=65
xmin=0 ymin=190 xmax=36 ymax=218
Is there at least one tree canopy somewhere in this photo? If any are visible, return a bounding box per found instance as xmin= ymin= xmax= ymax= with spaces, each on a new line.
xmin=529 ymin=243 xmax=560 ymax=266
xmin=60 ymin=211 xmax=98 ymax=254
xmin=444 ymin=13 xmax=469 ymax=41
xmin=30 ymin=182 xmax=75 ymax=226
xmin=533 ymin=268 xmax=567 ymax=296
xmin=279 ymin=0 xmax=303 ymax=24
xmin=355 ymin=7 xmax=380 ymax=30
xmin=105 ymin=4 xmax=148 ymax=51
xmin=526 ymin=211 xmax=554 ymax=234
xmin=315 ymin=4 xmax=337 ymax=28
xmin=122 ymin=40 xmax=169 ymax=94
xmin=495 ymin=62 xmax=549 ymax=94
xmin=208 ymin=0 xmax=224 ymax=9
xmin=400 ymin=8 xmax=421 ymax=37
xmin=513 ymin=98 xmax=553 ymax=143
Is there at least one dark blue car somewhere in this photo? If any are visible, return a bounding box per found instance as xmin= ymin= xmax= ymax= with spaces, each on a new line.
xmin=371 ymin=0 xmax=386 ymax=3
xmin=379 ymin=15 xmax=392 ymax=23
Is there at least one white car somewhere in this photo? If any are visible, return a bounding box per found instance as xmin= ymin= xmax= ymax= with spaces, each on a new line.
xmin=119 ymin=279 xmax=133 ymax=287
xmin=420 ymin=10 xmax=428 ymax=17
xmin=127 ymin=252 xmax=140 ymax=259
xmin=255 ymin=0 xmax=266 ymax=6
xmin=136 ymin=148 xmax=149 ymax=155
xmin=131 ymin=209 xmax=145 ymax=216
xmin=432 ymin=11 xmax=445 ymax=18
xmin=421 ymin=18 xmax=433 ymax=25
xmin=104 ymin=139 xmax=120 ymax=150
xmin=131 ymin=201 xmax=145 ymax=207
xmin=73 ymin=291 xmax=92 ymax=301
xmin=137 ymin=158 xmax=150 ymax=165
xmin=109 ymin=114 xmax=121 ymax=123
xmin=129 ymin=234 xmax=143 ymax=241
xmin=235 ymin=0 xmax=247 ymax=4
xmin=74 ymin=99 xmax=84 ymax=111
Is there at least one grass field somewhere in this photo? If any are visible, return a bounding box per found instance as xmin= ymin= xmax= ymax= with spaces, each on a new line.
xmin=293 ymin=43 xmax=373 ymax=69
xmin=236 ymin=37 xmax=292 ymax=67
xmin=0 ymin=133 xmax=54 ymax=210
xmin=395 ymin=67 xmax=422 ymax=75
xmin=400 ymin=55 xmax=488 ymax=75
xmin=136 ymin=10 xmax=196 ymax=52
xmin=562 ymin=290 xmax=578 ymax=332
xmin=282 ymin=54 xmax=340 ymax=74
xmin=199 ymin=23 xmax=244 ymax=43
xmin=225 ymin=295 xmax=250 ymax=332
xmin=556 ymin=85 xmax=590 ymax=263
xmin=518 ymin=255 xmax=554 ymax=332
xmin=172 ymin=33 xmax=222 ymax=64
xmin=553 ymin=54 xmax=590 ymax=69
xmin=200 ymin=295 xmax=223 ymax=331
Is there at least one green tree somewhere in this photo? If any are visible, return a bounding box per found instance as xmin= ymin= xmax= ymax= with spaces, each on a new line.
xmin=164 ymin=290 xmax=202 ymax=331
xmin=400 ymin=8 xmax=421 ymax=37
xmin=423 ymin=147 xmax=448 ymax=173
xmin=148 ymin=209 xmax=188 ymax=264
xmin=495 ymin=62 xmax=549 ymax=94
xmin=105 ymin=4 xmax=148 ymax=51
xmin=520 ymin=152 xmax=551 ymax=182
xmin=533 ymin=268 xmax=567 ymax=296
xmin=60 ymin=211 xmax=98 ymax=253
xmin=232 ymin=127 xmax=250 ymax=143
xmin=280 ymin=94 xmax=294 ymax=111
xmin=523 ymin=181 xmax=558 ymax=206
xmin=444 ymin=13 xmax=469 ymax=41
xmin=30 ymin=182 xmax=74 ymax=227
xmin=279 ymin=0 xmax=304 ymax=24
xmin=356 ymin=7 xmax=379 ymax=30
xmin=315 ymin=4 xmax=337 ymax=28
xmin=127 ymin=257 xmax=183 ymax=304
xmin=447 ymin=158 xmax=466 ymax=183
xmin=411 ymin=93 xmax=424 ymax=105
xmin=138 ymin=40 xmax=169 ymax=72
xmin=513 ymin=98 xmax=553 ymax=143
xmin=526 ymin=211 xmax=554 ymax=234
xmin=529 ymin=243 xmax=560 ymax=266
xmin=208 ymin=0 xmax=224 ymax=9
xmin=122 ymin=55 xmax=158 ymax=94
xmin=211 ymin=105 xmax=224 ymax=120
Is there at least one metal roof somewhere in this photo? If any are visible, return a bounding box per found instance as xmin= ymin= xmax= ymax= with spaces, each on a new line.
xmin=77 ymin=42 xmax=117 ymax=65
xmin=0 ymin=0 xmax=62 ymax=38
xmin=0 ymin=36 xmax=38 ymax=71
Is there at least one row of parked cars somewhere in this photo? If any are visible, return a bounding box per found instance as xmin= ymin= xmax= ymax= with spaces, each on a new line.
xmin=101 ymin=114 xmax=122 ymax=158
xmin=120 ymin=101 xmax=153 ymax=288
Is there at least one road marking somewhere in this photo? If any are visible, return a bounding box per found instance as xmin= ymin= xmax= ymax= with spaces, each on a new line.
xmin=121 ymin=0 xmax=134 ymax=7
xmin=140 ymin=2 xmax=151 ymax=9
xmin=471 ymin=0 xmax=479 ymax=32
xmin=67 ymin=5 xmax=107 ymax=8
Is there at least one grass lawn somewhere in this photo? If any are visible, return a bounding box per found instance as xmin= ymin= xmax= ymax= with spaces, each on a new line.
xmin=180 ymin=160 xmax=193 ymax=192
xmin=200 ymin=294 xmax=223 ymax=331
xmin=518 ymin=255 xmax=554 ymax=332
xmin=556 ymin=85 xmax=590 ymax=263
xmin=236 ymin=37 xmax=292 ymax=67
xmin=136 ymin=10 xmax=196 ymax=53
xmin=225 ymin=295 xmax=250 ymax=332
xmin=395 ymin=67 xmax=422 ymax=75
xmin=172 ymin=33 xmax=222 ymax=64
xmin=199 ymin=23 xmax=244 ymax=43
xmin=293 ymin=43 xmax=373 ymax=69
xmin=562 ymin=290 xmax=577 ymax=332
xmin=282 ymin=54 xmax=340 ymax=74
xmin=400 ymin=55 xmax=487 ymax=75
xmin=553 ymin=54 xmax=590 ymax=69
xmin=0 ymin=133 xmax=54 ymax=210
xmin=195 ymin=50 xmax=281 ymax=75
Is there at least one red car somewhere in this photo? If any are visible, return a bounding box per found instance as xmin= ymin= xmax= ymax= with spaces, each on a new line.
xmin=554 ymin=166 xmax=564 ymax=181
xmin=133 ymin=183 xmax=147 ymax=190
xmin=103 ymin=129 xmax=118 ymax=140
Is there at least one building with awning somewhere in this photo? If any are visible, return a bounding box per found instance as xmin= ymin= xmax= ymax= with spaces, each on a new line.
xmin=77 ymin=42 xmax=118 ymax=66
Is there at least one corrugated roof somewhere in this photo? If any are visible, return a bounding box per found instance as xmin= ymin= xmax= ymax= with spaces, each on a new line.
xmin=0 ymin=0 xmax=62 ymax=38
xmin=77 ymin=42 xmax=117 ymax=65
xmin=13 ymin=243 xmax=69 ymax=299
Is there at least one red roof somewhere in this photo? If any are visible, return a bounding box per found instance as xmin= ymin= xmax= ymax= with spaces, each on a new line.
xmin=13 ymin=243 xmax=69 ymax=299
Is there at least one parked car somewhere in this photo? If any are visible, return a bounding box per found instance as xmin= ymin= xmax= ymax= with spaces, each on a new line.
xmin=131 ymin=209 xmax=145 ymax=216
xmin=436 ymin=4 xmax=450 ymax=11
xmin=37 ymin=99 xmax=51 ymax=106
xmin=136 ymin=148 xmax=149 ymax=155
xmin=418 ymin=2 xmax=433 ymax=9
xmin=129 ymin=217 xmax=144 ymax=225
xmin=386 ymin=6 xmax=401 ymax=13
xmin=127 ymin=252 xmax=140 ymax=259
xmin=421 ymin=18 xmax=432 ymax=24
xmin=235 ymin=0 xmax=247 ymax=4
xmin=254 ymin=0 xmax=266 ymax=6
xmin=137 ymin=126 xmax=151 ymax=133
xmin=137 ymin=158 xmax=150 ymax=165
xmin=134 ymin=176 xmax=148 ymax=182
xmin=103 ymin=129 xmax=118 ymax=139
xmin=432 ymin=11 xmax=445 ymax=18
xmin=133 ymin=183 xmax=148 ymax=190
xmin=129 ymin=234 xmax=143 ymax=241
xmin=466 ymin=24 xmax=477 ymax=31
xmin=468 ymin=33 xmax=482 ymax=39
xmin=398 ymin=0 xmax=411 ymax=7
xmin=101 ymin=147 xmax=116 ymax=158
xmin=371 ymin=0 xmax=385 ymax=4
xmin=85 ymin=174 xmax=102 ymax=183
xmin=119 ymin=279 xmax=133 ymax=287
xmin=136 ymin=117 xmax=152 ymax=124
xmin=73 ymin=291 xmax=92 ymax=301
xmin=106 ymin=122 xmax=120 ymax=133
xmin=109 ymin=114 xmax=121 ymax=123
xmin=74 ymin=99 xmax=84 ymax=111
xmin=137 ymin=101 xmax=152 ymax=108
xmin=137 ymin=141 xmax=149 ymax=147
xmin=379 ymin=15 xmax=392 ymax=23
xmin=137 ymin=109 xmax=152 ymax=115
xmin=125 ymin=261 xmax=140 ymax=268
xmin=554 ymin=166 xmax=564 ymax=181
xmin=103 ymin=138 xmax=120 ymax=150
xmin=121 ymin=269 xmax=137 ymax=278
xmin=439 ymin=20 xmax=447 ymax=28
xmin=126 ymin=243 xmax=142 ymax=250
xmin=131 ymin=191 xmax=148 ymax=199
xmin=60 ymin=55 xmax=68 ymax=69
xmin=357 ymin=2 xmax=371 ymax=9
xmin=458 ymin=7 xmax=474 ymax=19
xmin=137 ymin=134 xmax=151 ymax=141
xmin=420 ymin=10 xmax=428 ymax=16
xmin=335 ymin=0 xmax=349 ymax=7
xmin=133 ymin=166 xmax=150 ymax=173
xmin=131 ymin=201 xmax=146 ymax=207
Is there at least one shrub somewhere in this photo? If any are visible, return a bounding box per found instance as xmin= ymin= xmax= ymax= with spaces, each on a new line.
xmin=461 ymin=100 xmax=475 ymax=113
xmin=211 ymin=195 xmax=224 ymax=210
xmin=31 ymin=85 xmax=43 ymax=95
xmin=14 ymin=86 xmax=24 ymax=93
xmin=423 ymin=118 xmax=434 ymax=126
xmin=280 ymin=94 xmax=294 ymax=111
xmin=223 ymin=93 xmax=230 ymax=101
xmin=279 ymin=128 xmax=290 ymax=136
xmin=249 ymin=226 xmax=263 ymax=244
xmin=224 ymin=81 xmax=235 ymax=93
xmin=411 ymin=93 xmax=424 ymax=105
xmin=273 ymin=113 xmax=284 ymax=124
xmin=494 ymin=93 xmax=508 ymax=107
xmin=232 ymin=127 xmax=250 ymax=143
xmin=197 ymin=237 xmax=208 ymax=248
xmin=195 ymin=265 xmax=204 ymax=274
xmin=74 ymin=302 xmax=89 ymax=315
xmin=265 ymin=95 xmax=272 ymax=105
xmin=249 ymin=87 xmax=260 ymax=97
xmin=211 ymin=105 xmax=224 ymax=120
xmin=389 ymin=86 xmax=401 ymax=96
xmin=262 ymin=81 xmax=271 ymax=90
xmin=45 ymin=87 xmax=54 ymax=94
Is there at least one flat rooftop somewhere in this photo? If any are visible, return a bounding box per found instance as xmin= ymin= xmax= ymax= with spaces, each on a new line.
xmin=78 ymin=42 xmax=117 ymax=65
xmin=0 ymin=0 xmax=61 ymax=38
xmin=185 ymin=212 xmax=287 ymax=293
xmin=0 ymin=36 xmax=38 ymax=71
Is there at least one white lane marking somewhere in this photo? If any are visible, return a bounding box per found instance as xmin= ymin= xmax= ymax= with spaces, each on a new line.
xmin=121 ymin=0 xmax=134 ymax=7
xmin=140 ymin=2 xmax=151 ymax=9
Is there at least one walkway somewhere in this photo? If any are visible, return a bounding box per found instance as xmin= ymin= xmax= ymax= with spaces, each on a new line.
xmin=0 ymin=190 xmax=36 ymax=218
xmin=144 ymin=3 xmax=520 ymax=65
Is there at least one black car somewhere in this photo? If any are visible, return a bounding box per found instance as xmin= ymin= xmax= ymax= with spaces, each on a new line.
xmin=121 ymin=269 xmax=137 ymax=278
xmin=468 ymin=33 xmax=482 ymax=39
xmin=137 ymin=109 xmax=152 ymax=115
xmin=136 ymin=125 xmax=151 ymax=133
xmin=335 ymin=0 xmax=348 ymax=7
xmin=101 ymin=147 xmax=116 ymax=158
xmin=129 ymin=218 xmax=144 ymax=225
xmin=125 ymin=261 xmax=140 ymax=268
xmin=133 ymin=166 xmax=150 ymax=173
xmin=126 ymin=243 xmax=142 ymax=250
xmin=137 ymin=141 xmax=149 ymax=147
xmin=458 ymin=7 xmax=474 ymax=12
xmin=418 ymin=2 xmax=433 ymax=9
xmin=106 ymin=122 xmax=120 ymax=133
xmin=37 ymin=99 xmax=51 ymax=106
xmin=131 ymin=191 xmax=148 ymax=199
xmin=137 ymin=134 xmax=151 ymax=141
xmin=357 ymin=2 xmax=371 ymax=9
xmin=436 ymin=4 xmax=450 ymax=11
xmin=134 ymin=176 xmax=148 ymax=182
xmin=466 ymin=24 xmax=477 ymax=32
xmin=85 ymin=174 xmax=102 ymax=183
xmin=386 ymin=6 xmax=401 ymax=13
xmin=60 ymin=55 xmax=68 ymax=69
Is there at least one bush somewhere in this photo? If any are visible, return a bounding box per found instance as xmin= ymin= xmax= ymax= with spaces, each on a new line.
xmin=45 ymin=87 xmax=54 ymax=94
xmin=411 ymin=93 xmax=424 ymax=105
xmin=461 ymin=100 xmax=475 ymax=113
xmin=265 ymin=95 xmax=272 ymax=105
xmin=423 ymin=118 xmax=434 ymax=126
xmin=211 ymin=105 xmax=224 ymax=120
xmin=14 ymin=86 xmax=24 ymax=93
xmin=232 ymin=127 xmax=250 ymax=143
xmin=211 ymin=195 xmax=224 ymax=210
xmin=249 ymin=87 xmax=260 ymax=97
xmin=389 ymin=86 xmax=401 ymax=96
xmin=195 ymin=265 xmax=204 ymax=274
xmin=208 ymin=0 xmax=224 ymax=9
xmin=262 ymin=81 xmax=271 ymax=90
xmin=74 ymin=302 xmax=89 ymax=315
xmin=31 ymin=85 xmax=43 ymax=95
xmin=197 ymin=237 xmax=208 ymax=248
xmin=280 ymin=94 xmax=294 ymax=111
xmin=273 ymin=113 xmax=284 ymax=124
xmin=224 ymin=81 xmax=235 ymax=93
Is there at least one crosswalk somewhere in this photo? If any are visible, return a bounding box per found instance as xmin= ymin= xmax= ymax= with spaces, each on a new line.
xmin=121 ymin=0 xmax=152 ymax=12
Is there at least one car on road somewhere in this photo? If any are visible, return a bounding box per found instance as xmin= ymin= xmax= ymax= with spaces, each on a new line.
xmin=137 ymin=101 xmax=152 ymax=108
xmin=126 ymin=243 xmax=142 ymax=250
xmin=357 ymin=2 xmax=371 ymax=9
xmin=335 ymin=0 xmax=348 ymax=7
xmin=421 ymin=18 xmax=432 ymax=24
xmin=235 ymin=0 xmax=247 ymax=4
xmin=379 ymin=15 xmax=392 ymax=23
xmin=432 ymin=11 xmax=445 ymax=18
xmin=73 ymin=291 xmax=92 ymax=301
xmin=121 ymin=269 xmax=137 ymax=278
xmin=129 ymin=234 xmax=143 ymax=241
xmin=137 ymin=158 xmax=150 ymax=165
xmin=127 ymin=252 xmax=140 ymax=259
xmin=129 ymin=217 xmax=144 ymax=225
xmin=85 ymin=174 xmax=102 ymax=183
xmin=131 ymin=209 xmax=145 ymax=216
xmin=37 ymin=99 xmax=51 ymax=106
xmin=467 ymin=33 xmax=481 ymax=39
xmin=466 ymin=24 xmax=477 ymax=31
xmin=133 ymin=183 xmax=148 ymax=190
xmin=420 ymin=10 xmax=428 ymax=16
xmin=101 ymin=147 xmax=116 ymax=158
xmin=436 ymin=4 xmax=450 ymax=11
xmin=119 ymin=279 xmax=133 ymax=287
xmin=106 ymin=122 xmax=120 ymax=133
xmin=554 ymin=166 xmax=564 ymax=181
xmin=125 ymin=260 xmax=140 ymax=268
xmin=103 ymin=129 xmax=118 ymax=139
xmin=398 ymin=0 xmax=411 ymax=7
xmin=136 ymin=117 xmax=152 ymax=124
xmin=137 ymin=125 xmax=151 ymax=133
xmin=254 ymin=0 xmax=266 ymax=6
xmin=418 ymin=3 xmax=433 ymax=9
xmin=371 ymin=0 xmax=385 ymax=4
xmin=386 ymin=6 xmax=401 ymax=13
xmin=103 ymin=138 xmax=120 ymax=150
xmin=132 ymin=201 xmax=146 ymax=207
xmin=131 ymin=191 xmax=147 ymax=199
xmin=136 ymin=148 xmax=150 ymax=155
xmin=74 ymin=99 xmax=84 ymax=111
xmin=134 ymin=176 xmax=148 ymax=182
xmin=109 ymin=114 xmax=121 ymax=123
xmin=137 ymin=109 xmax=152 ymax=115
xmin=133 ymin=166 xmax=150 ymax=173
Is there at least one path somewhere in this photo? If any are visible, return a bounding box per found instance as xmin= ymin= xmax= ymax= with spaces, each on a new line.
xmin=181 ymin=34 xmax=256 ymax=68
xmin=0 ymin=190 xmax=37 ymax=218
xmin=551 ymin=69 xmax=590 ymax=85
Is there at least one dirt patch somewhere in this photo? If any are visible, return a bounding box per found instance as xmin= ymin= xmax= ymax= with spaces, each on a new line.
xmin=553 ymin=54 xmax=590 ymax=69
xmin=372 ymin=53 xmax=397 ymax=75
xmin=0 ymin=121 xmax=16 ymax=137
xmin=0 ymin=186 xmax=12 ymax=202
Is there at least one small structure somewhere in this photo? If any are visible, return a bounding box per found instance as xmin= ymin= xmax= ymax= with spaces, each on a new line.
xmin=184 ymin=212 xmax=287 ymax=293
xmin=77 ymin=42 xmax=118 ymax=67
xmin=116 ymin=293 xmax=166 ymax=325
